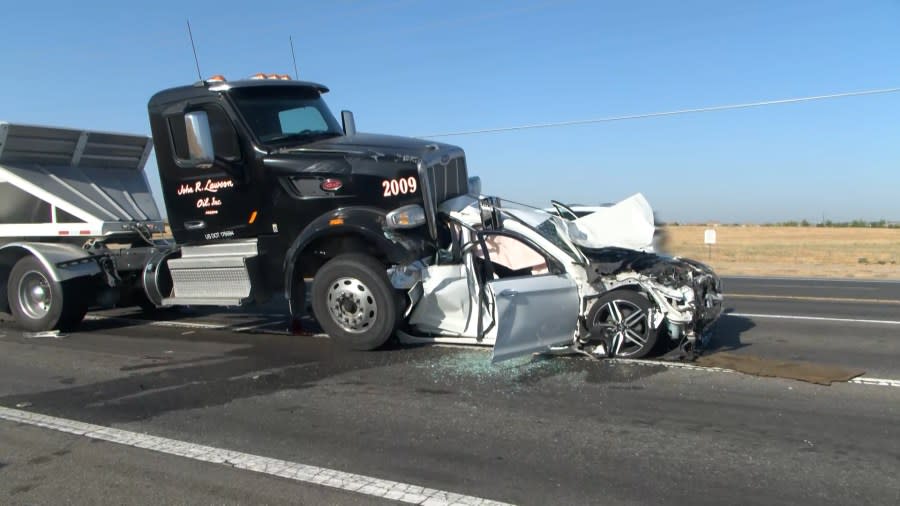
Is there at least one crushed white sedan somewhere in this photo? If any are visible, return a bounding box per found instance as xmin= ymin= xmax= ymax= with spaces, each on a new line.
xmin=393 ymin=190 xmax=724 ymax=363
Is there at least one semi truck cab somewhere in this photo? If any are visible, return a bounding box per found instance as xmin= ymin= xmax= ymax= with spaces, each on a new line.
xmin=1 ymin=75 xmax=470 ymax=351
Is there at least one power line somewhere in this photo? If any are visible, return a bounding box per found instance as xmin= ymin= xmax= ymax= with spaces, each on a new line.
xmin=420 ymin=86 xmax=900 ymax=138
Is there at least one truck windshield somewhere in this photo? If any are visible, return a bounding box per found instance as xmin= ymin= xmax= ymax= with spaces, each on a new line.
xmin=229 ymin=87 xmax=344 ymax=144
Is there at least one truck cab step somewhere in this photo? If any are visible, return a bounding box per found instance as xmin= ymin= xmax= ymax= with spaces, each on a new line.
xmin=161 ymin=296 xmax=246 ymax=307
xmin=166 ymin=240 xmax=259 ymax=301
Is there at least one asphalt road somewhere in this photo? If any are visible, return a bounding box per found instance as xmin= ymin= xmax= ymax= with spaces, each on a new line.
xmin=723 ymin=275 xmax=900 ymax=301
xmin=1 ymin=277 xmax=898 ymax=505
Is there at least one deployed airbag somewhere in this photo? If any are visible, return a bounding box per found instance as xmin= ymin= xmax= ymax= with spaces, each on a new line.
xmin=565 ymin=193 xmax=655 ymax=251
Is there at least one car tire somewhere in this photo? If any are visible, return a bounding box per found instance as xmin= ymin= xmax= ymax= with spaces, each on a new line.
xmin=311 ymin=254 xmax=399 ymax=351
xmin=7 ymin=256 xmax=88 ymax=332
xmin=586 ymin=289 xmax=659 ymax=358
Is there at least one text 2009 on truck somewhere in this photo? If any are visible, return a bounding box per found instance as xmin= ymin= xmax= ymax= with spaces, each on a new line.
xmin=0 ymin=74 xmax=722 ymax=362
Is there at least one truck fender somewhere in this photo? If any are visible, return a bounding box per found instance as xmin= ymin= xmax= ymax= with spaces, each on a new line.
xmin=282 ymin=207 xmax=422 ymax=304
xmin=0 ymin=242 xmax=102 ymax=313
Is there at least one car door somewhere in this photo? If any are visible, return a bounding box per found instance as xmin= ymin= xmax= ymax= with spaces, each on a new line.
xmin=477 ymin=231 xmax=580 ymax=363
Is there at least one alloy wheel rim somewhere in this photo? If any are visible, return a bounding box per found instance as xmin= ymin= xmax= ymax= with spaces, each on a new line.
xmin=592 ymin=299 xmax=649 ymax=357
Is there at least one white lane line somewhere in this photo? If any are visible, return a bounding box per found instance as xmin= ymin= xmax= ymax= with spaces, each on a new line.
xmin=613 ymin=358 xmax=900 ymax=388
xmin=849 ymin=377 xmax=900 ymax=387
xmin=729 ymin=312 xmax=900 ymax=325
xmin=727 ymin=293 xmax=900 ymax=304
xmin=0 ymin=406 xmax=513 ymax=506
xmin=722 ymin=276 xmax=900 ymax=284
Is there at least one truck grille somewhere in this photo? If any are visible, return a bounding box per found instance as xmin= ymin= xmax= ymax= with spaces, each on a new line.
xmin=423 ymin=156 xmax=468 ymax=205
xmin=418 ymin=153 xmax=468 ymax=239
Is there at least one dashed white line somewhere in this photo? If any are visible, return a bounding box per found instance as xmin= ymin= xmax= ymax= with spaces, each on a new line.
xmin=728 ymin=312 xmax=900 ymax=325
xmin=847 ymin=377 xmax=900 ymax=388
xmin=0 ymin=406 xmax=513 ymax=506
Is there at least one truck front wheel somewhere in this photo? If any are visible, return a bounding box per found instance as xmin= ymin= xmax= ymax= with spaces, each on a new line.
xmin=311 ymin=254 xmax=399 ymax=351
xmin=7 ymin=256 xmax=88 ymax=332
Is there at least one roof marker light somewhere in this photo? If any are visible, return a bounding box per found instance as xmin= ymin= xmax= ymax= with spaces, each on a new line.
xmin=206 ymin=75 xmax=227 ymax=82
xmin=250 ymin=72 xmax=292 ymax=80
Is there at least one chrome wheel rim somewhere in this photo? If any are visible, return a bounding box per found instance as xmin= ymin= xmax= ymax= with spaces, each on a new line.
xmin=18 ymin=270 xmax=52 ymax=320
xmin=592 ymin=299 xmax=649 ymax=357
xmin=326 ymin=277 xmax=377 ymax=334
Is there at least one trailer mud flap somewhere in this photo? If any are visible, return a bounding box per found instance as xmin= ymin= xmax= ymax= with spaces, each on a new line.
xmin=489 ymin=274 xmax=579 ymax=363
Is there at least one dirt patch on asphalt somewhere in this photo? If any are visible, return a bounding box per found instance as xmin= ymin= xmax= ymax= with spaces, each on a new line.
xmin=697 ymin=352 xmax=865 ymax=385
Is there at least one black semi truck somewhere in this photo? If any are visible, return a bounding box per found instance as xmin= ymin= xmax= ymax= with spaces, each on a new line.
xmin=0 ymin=74 xmax=469 ymax=350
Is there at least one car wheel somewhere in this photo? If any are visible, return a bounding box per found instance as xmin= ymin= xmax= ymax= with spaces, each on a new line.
xmin=7 ymin=256 xmax=88 ymax=332
xmin=587 ymin=290 xmax=659 ymax=358
xmin=311 ymin=254 xmax=399 ymax=351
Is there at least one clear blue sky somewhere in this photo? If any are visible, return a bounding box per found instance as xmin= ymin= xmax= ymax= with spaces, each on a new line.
xmin=1 ymin=0 xmax=897 ymax=223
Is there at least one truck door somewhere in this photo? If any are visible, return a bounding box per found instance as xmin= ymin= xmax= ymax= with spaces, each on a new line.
xmin=162 ymin=103 xmax=258 ymax=243
xmin=477 ymin=232 xmax=580 ymax=363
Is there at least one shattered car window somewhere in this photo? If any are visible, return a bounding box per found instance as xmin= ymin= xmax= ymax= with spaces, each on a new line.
xmin=495 ymin=205 xmax=584 ymax=264
xmin=535 ymin=219 xmax=582 ymax=263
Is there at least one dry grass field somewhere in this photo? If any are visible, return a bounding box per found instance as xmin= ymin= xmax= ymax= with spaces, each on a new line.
xmin=159 ymin=224 xmax=899 ymax=279
xmin=665 ymin=225 xmax=900 ymax=279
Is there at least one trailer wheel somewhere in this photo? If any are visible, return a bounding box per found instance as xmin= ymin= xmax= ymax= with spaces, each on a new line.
xmin=7 ymin=256 xmax=87 ymax=332
xmin=311 ymin=254 xmax=399 ymax=351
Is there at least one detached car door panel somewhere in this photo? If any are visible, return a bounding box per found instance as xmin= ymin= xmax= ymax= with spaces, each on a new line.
xmin=489 ymin=274 xmax=579 ymax=363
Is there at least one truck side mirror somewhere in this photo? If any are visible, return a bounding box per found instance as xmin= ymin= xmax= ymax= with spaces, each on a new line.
xmin=184 ymin=111 xmax=215 ymax=168
xmin=467 ymin=176 xmax=482 ymax=196
xmin=341 ymin=110 xmax=356 ymax=136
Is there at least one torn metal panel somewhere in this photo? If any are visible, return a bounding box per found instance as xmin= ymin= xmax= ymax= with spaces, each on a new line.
xmin=408 ymin=264 xmax=474 ymax=337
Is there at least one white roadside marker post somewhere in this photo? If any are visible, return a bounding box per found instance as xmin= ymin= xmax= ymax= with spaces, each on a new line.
xmin=704 ymin=227 xmax=717 ymax=260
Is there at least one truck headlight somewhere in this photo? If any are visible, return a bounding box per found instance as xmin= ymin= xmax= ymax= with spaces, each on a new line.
xmin=385 ymin=204 xmax=426 ymax=229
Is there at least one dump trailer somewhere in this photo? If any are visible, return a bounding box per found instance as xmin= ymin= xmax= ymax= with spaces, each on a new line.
xmin=0 ymin=74 xmax=469 ymax=351
xmin=0 ymin=121 xmax=168 ymax=330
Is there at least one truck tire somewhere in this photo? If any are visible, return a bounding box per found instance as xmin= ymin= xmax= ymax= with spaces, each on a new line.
xmin=311 ymin=254 xmax=399 ymax=351
xmin=7 ymin=256 xmax=88 ymax=332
